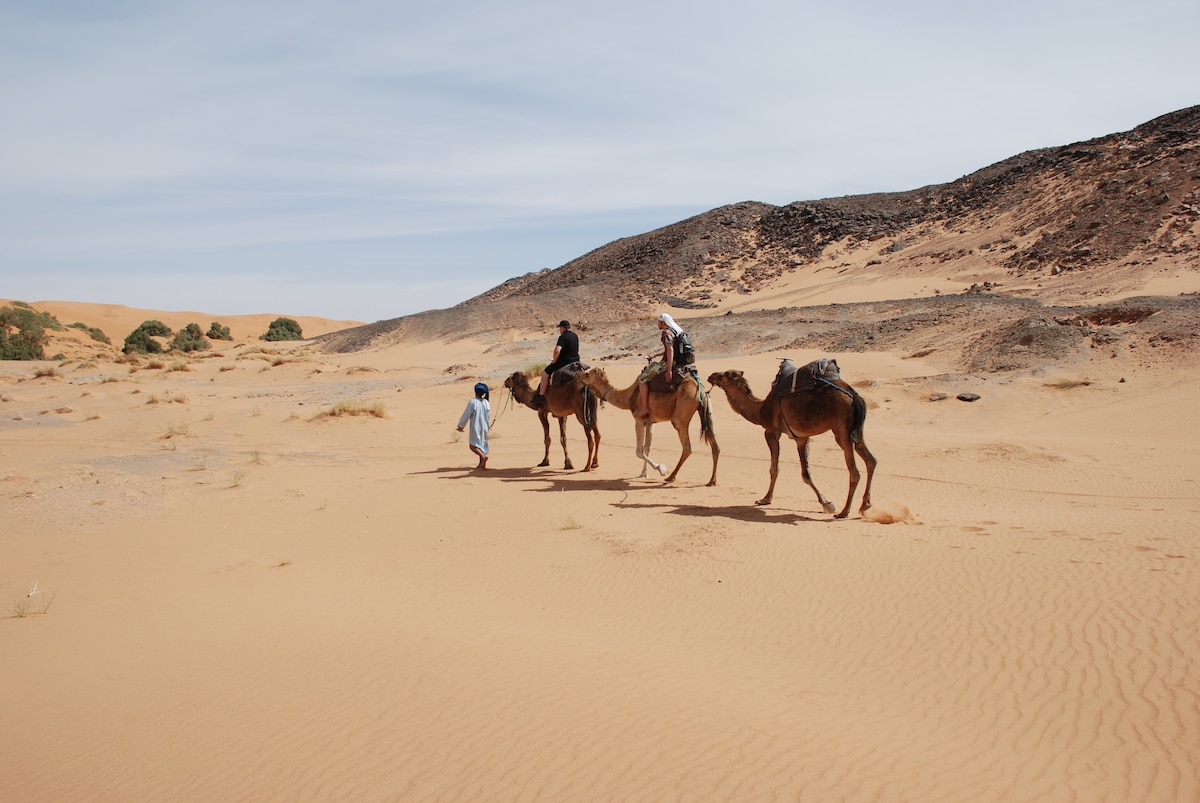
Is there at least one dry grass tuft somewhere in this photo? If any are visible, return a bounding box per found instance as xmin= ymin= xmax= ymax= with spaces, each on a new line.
xmin=310 ymin=400 xmax=388 ymax=420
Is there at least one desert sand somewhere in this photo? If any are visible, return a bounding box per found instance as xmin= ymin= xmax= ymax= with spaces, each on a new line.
xmin=2 ymin=288 xmax=1198 ymax=802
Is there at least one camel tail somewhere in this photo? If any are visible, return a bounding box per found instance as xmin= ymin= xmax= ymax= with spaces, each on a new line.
xmin=849 ymin=389 xmax=867 ymax=443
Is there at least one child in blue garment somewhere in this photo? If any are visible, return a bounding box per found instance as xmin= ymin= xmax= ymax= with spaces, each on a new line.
xmin=456 ymin=382 xmax=491 ymax=469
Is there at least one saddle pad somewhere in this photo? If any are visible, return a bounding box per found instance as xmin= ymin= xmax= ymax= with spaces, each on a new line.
xmin=771 ymin=358 xmax=841 ymax=396
xmin=549 ymin=361 xmax=588 ymax=387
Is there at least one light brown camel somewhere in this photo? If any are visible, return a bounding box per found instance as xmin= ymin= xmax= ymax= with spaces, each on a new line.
xmin=504 ymin=370 xmax=600 ymax=471
xmin=577 ymin=366 xmax=718 ymax=485
xmin=708 ymin=369 xmax=876 ymax=518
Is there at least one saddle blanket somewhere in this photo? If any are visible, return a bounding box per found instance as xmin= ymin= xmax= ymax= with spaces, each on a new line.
xmin=648 ymin=363 xmax=696 ymax=393
xmin=549 ymin=361 xmax=588 ymax=387
xmin=771 ymin=358 xmax=841 ymax=397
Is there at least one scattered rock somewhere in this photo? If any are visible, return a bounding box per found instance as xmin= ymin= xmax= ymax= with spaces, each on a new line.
xmin=957 ymin=393 xmax=981 ymax=402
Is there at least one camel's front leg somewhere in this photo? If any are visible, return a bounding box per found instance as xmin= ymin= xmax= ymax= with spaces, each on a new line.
xmin=537 ymin=411 xmax=551 ymax=467
xmin=558 ymin=416 xmax=573 ymax=470
xmin=796 ymin=437 xmax=837 ymax=515
xmin=755 ymin=430 xmax=782 ymax=505
xmin=634 ymin=419 xmax=666 ymax=478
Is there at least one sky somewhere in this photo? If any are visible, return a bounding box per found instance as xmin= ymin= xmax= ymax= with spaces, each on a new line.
xmin=1 ymin=1 xmax=1196 ymax=323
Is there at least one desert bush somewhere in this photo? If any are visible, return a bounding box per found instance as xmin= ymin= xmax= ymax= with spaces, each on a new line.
xmin=123 ymin=320 xmax=173 ymax=355
xmin=0 ymin=304 xmax=52 ymax=360
xmin=170 ymin=323 xmax=210 ymax=353
xmin=68 ymin=322 xmax=111 ymax=344
xmin=311 ymin=400 xmax=387 ymax=419
xmin=261 ymin=317 xmax=303 ymax=342
xmin=206 ymin=321 xmax=233 ymax=341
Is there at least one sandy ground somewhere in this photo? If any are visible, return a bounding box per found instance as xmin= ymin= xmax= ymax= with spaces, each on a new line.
xmin=2 ymin=293 xmax=1199 ymax=801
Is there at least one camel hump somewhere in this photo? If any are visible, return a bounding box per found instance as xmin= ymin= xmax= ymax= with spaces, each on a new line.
xmin=771 ymin=358 xmax=842 ymax=396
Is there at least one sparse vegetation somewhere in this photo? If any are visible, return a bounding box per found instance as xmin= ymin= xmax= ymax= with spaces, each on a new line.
xmin=68 ymin=321 xmax=111 ymax=344
xmin=311 ymin=400 xmax=387 ymax=419
xmin=170 ymin=323 xmax=210 ymax=353
xmin=0 ymin=303 xmax=53 ymax=360
xmin=32 ymin=366 xmax=60 ymax=379
xmin=207 ymin=321 xmax=233 ymax=341
xmin=123 ymin=320 xmax=172 ymax=355
xmin=261 ymin=317 xmax=303 ymax=342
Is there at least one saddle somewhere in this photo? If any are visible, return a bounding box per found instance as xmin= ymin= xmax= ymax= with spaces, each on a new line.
xmin=771 ymin=358 xmax=841 ymax=397
xmin=548 ymin=361 xmax=588 ymax=388
xmin=647 ymin=364 xmax=696 ymax=393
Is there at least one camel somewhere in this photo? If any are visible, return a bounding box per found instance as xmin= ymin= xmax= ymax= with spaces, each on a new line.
xmin=504 ymin=370 xmax=600 ymax=471
xmin=577 ymin=366 xmax=718 ymax=485
xmin=707 ymin=368 xmax=876 ymax=518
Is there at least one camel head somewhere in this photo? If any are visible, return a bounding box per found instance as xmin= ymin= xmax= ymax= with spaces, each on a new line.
xmin=504 ymin=371 xmax=532 ymax=392
xmin=577 ymin=366 xmax=609 ymax=389
xmin=707 ymin=370 xmax=745 ymax=390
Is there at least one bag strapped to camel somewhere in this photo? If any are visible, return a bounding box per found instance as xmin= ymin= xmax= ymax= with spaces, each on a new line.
xmin=548 ymin=361 xmax=588 ymax=388
xmin=771 ymin=358 xmax=849 ymax=397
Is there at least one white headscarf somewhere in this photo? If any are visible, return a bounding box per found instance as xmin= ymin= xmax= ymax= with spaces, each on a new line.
xmin=658 ymin=312 xmax=683 ymax=336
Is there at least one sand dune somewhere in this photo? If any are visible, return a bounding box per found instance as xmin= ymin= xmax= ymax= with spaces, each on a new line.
xmin=2 ymin=298 xmax=1198 ymax=801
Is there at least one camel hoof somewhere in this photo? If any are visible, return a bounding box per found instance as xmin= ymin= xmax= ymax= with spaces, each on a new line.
xmin=822 ymin=502 xmax=837 ymax=515
xmin=564 ymin=463 xmax=574 ymax=470
xmin=755 ymin=499 xmax=772 ymax=506
xmin=537 ymin=459 xmax=550 ymax=467
xmin=657 ymin=464 xmax=666 ymax=477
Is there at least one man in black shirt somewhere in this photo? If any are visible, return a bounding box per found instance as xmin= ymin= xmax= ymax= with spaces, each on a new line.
xmin=534 ymin=320 xmax=580 ymax=407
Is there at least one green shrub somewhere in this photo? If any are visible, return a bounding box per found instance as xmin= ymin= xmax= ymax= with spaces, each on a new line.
xmin=261 ymin=317 xmax=303 ymax=342
xmin=69 ymin=322 xmax=112 ymax=344
xmin=170 ymin=323 xmax=210 ymax=353
xmin=0 ymin=304 xmax=50 ymax=360
xmin=207 ymin=321 xmax=233 ymax=341
xmin=123 ymin=320 xmax=173 ymax=355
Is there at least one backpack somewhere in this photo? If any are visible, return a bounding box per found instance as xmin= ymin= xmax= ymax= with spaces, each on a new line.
xmin=673 ymin=330 xmax=696 ymax=365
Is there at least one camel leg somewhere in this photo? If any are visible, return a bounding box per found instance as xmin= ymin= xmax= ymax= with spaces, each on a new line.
xmin=577 ymin=416 xmax=596 ymax=473
xmin=558 ymin=417 xmax=573 ymax=470
xmin=537 ymin=411 xmax=551 ymax=467
xmin=795 ymin=438 xmax=837 ymax=515
xmin=756 ymin=430 xmax=782 ymax=505
xmin=829 ymin=432 xmax=860 ymax=519
xmin=854 ymin=439 xmax=877 ymax=513
xmin=587 ymin=423 xmax=601 ymax=470
xmin=664 ymin=419 xmax=692 ymax=483
xmin=634 ymin=419 xmax=666 ymax=478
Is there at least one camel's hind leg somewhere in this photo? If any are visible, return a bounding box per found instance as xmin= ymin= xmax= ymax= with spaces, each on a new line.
xmin=830 ymin=433 xmax=861 ymax=519
xmin=663 ymin=418 xmax=693 ymax=483
xmin=796 ymin=437 xmax=838 ymax=515
xmin=854 ymin=439 xmax=877 ymax=513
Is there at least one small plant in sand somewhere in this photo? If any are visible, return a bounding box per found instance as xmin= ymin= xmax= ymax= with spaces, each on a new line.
xmin=311 ymin=400 xmax=388 ymax=420
xmin=229 ymin=471 xmax=246 ymax=488
xmin=219 ymin=364 xmax=236 ymax=372
xmin=146 ymin=360 xmax=166 ymax=370
xmin=249 ymin=450 xmax=267 ymax=465
xmin=166 ymin=360 xmax=191 ymax=372
xmin=160 ymin=422 xmax=189 ymax=439
xmin=32 ymin=366 xmax=60 ymax=379
xmin=8 ymin=582 xmax=57 ymax=618
xmin=558 ymin=516 xmax=584 ymax=531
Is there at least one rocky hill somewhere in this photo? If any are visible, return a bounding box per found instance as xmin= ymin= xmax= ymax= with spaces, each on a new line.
xmin=318 ymin=105 xmax=1200 ymax=365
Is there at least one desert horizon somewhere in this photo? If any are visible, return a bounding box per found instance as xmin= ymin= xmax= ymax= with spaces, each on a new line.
xmin=4 ymin=266 xmax=1199 ymax=801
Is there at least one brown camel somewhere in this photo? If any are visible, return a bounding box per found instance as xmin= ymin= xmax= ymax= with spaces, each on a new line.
xmin=504 ymin=370 xmax=600 ymax=471
xmin=708 ymin=369 xmax=876 ymax=518
xmin=577 ymin=366 xmax=718 ymax=485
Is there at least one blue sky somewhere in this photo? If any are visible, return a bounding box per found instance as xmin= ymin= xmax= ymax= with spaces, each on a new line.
xmin=1 ymin=1 xmax=1196 ymax=322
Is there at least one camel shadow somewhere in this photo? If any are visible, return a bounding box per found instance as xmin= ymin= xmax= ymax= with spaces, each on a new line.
xmin=410 ymin=466 xmax=538 ymax=480
xmin=614 ymin=500 xmax=828 ymax=525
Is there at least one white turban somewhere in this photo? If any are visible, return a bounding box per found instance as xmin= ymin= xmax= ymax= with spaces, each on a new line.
xmin=658 ymin=312 xmax=683 ymax=336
